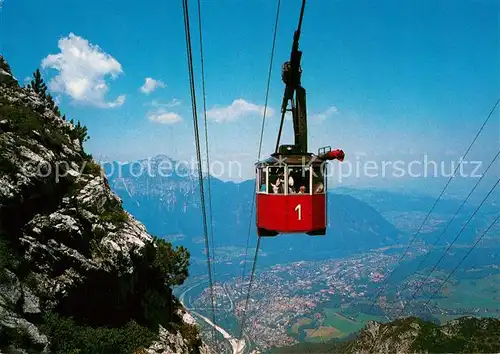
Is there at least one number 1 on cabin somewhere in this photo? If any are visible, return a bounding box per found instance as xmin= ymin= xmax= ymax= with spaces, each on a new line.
xmin=295 ymin=204 xmax=302 ymax=220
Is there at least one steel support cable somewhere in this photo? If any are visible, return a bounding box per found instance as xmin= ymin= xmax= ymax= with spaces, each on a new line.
xmin=393 ymin=149 xmax=500 ymax=309
xmin=368 ymin=96 xmax=500 ymax=314
xmin=237 ymin=236 xmax=262 ymax=352
xmin=396 ymin=176 xmax=500 ymax=317
xmin=415 ymin=213 xmax=500 ymax=316
xmin=196 ymin=0 xmax=218 ymax=337
xmin=181 ymin=0 xmax=217 ymax=346
xmin=238 ymin=1 xmax=282 ymax=350
xmin=241 ymin=0 xmax=282 ymax=283
xmin=368 ymin=177 xmax=500 ymax=354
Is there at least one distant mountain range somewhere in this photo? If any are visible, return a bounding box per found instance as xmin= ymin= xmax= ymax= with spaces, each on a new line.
xmin=104 ymin=155 xmax=499 ymax=276
xmin=334 ymin=186 xmax=500 ymax=247
xmin=104 ymin=156 xmax=406 ymax=272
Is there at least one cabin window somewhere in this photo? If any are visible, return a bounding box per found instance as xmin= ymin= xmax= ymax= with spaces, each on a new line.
xmin=287 ymin=166 xmax=310 ymax=194
xmin=312 ymin=165 xmax=325 ymax=194
xmin=268 ymin=166 xmax=285 ymax=194
xmin=257 ymin=167 xmax=267 ymax=193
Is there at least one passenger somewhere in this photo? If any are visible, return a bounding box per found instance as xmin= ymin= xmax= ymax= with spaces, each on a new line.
xmin=288 ymin=174 xmax=295 ymax=194
xmin=277 ymin=172 xmax=284 ymax=184
xmin=279 ymin=173 xmax=287 ymax=192
xmin=314 ymin=182 xmax=324 ymax=193
xmin=298 ymin=185 xmax=306 ymax=194
xmin=271 ymin=174 xmax=284 ymax=194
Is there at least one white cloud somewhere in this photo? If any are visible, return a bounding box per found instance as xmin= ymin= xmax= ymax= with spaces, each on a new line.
xmin=41 ymin=32 xmax=125 ymax=108
xmin=23 ymin=76 xmax=31 ymax=85
xmin=140 ymin=77 xmax=166 ymax=94
xmin=149 ymin=98 xmax=181 ymax=108
xmin=147 ymin=109 xmax=182 ymax=124
xmin=206 ymin=98 xmax=275 ymax=123
xmin=310 ymin=106 xmax=339 ymax=121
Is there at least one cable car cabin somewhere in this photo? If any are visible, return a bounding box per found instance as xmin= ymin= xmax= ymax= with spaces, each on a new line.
xmin=254 ymin=0 xmax=345 ymax=236
xmin=256 ymin=152 xmax=329 ymax=237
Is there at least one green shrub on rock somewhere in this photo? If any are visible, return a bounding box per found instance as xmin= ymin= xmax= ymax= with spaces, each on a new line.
xmin=40 ymin=312 xmax=157 ymax=354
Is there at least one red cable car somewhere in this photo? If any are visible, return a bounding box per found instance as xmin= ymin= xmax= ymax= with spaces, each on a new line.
xmin=255 ymin=0 xmax=344 ymax=237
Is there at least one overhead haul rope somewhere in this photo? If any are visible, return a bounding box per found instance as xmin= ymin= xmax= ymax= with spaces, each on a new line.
xmin=196 ymin=0 xmax=218 ymax=339
xmin=415 ymin=213 xmax=500 ymax=316
xmin=368 ymin=216 xmax=500 ymax=354
xmin=238 ymin=0 xmax=282 ymax=349
xmin=240 ymin=0 xmax=282 ymax=282
xmin=394 ymin=149 xmax=500 ymax=312
xmin=366 ymin=98 xmax=500 ymax=354
xmin=396 ymin=176 xmax=500 ymax=317
xmin=368 ymin=209 xmax=500 ymax=354
xmin=237 ymin=236 xmax=262 ymax=350
xmin=181 ymin=0 xmax=217 ymax=347
xmin=367 ymin=96 xmax=500 ymax=314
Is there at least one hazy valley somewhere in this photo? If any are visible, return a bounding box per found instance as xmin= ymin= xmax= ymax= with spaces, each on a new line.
xmin=106 ymin=155 xmax=500 ymax=352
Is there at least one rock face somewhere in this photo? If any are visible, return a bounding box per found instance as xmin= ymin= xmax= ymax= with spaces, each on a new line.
xmin=0 ymin=56 xmax=210 ymax=354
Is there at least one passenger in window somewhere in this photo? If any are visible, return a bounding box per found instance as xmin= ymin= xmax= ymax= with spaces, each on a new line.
xmin=314 ymin=182 xmax=324 ymax=193
xmin=288 ymin=174 xmax=295 ymax=194
xmin=298 ymin=185 xmax=306 ymax=194
xmin=272 ymin=172 xmax=284 ymax=194
xmin=277 ymin=172 xmax=284 ymax=181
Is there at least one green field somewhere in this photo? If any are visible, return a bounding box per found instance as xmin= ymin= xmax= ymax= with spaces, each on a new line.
xmin=435 ymin=314 xmax=463 ymax=324
xmin=432 ymin=274 xmax=500 ymax=310
xmin=304 ymin=326 xmax=342 ymax=342
xmin=287 ymin=300 xmax=389 ymax=343
xmin=295 ymin=307 xmax=386 ymax=341
xmin=291 ymin=318 xmax=313 ymax=334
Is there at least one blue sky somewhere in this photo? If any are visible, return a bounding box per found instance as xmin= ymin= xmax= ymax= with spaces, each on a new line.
xmin=1 ymin=0 xmax=499 ymax=196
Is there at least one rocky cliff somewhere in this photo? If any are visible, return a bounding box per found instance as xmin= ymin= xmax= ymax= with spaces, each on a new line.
xmin=0 ymin=55 xmax=209 ymax=354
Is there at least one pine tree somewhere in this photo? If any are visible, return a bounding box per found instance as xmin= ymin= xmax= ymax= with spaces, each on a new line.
xmin=75 ymin=121 xmax=90 ymax=143
xmin=27 ymin=69 xmax=63 ymax=117
xmin=28 ymin=69 xmax=47 ymax=99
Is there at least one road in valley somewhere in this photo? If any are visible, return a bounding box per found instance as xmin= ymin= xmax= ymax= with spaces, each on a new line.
xmin=178 ymin=280 xmax=248 ymax=354
xmin=191 ymin=310 xmax=246 ymax=354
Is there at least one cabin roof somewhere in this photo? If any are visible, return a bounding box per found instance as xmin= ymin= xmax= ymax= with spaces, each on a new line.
xmin=256 ymin=153 xmax=325 ymax=166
